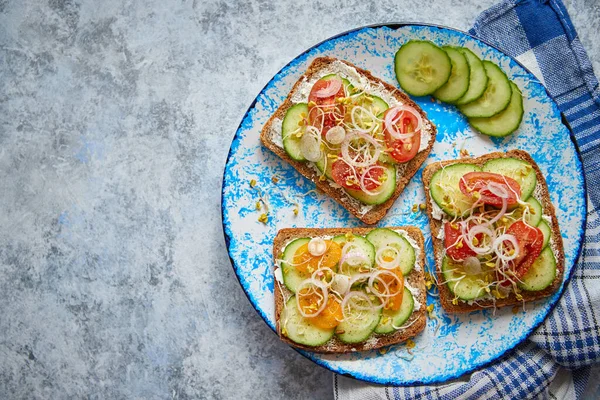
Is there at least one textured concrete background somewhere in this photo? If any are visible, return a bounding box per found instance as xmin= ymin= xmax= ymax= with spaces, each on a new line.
xmin=0 ymin=0 xmax=598 ymax=399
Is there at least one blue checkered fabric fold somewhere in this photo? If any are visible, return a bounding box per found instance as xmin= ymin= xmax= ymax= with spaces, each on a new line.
xmin=337 ymin=0 xmax=600 ymax=398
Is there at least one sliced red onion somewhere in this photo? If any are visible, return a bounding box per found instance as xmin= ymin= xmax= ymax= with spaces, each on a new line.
xmin=358 ymin=165 xmax=387 ymax=196
xmin=308 ymin=237 xmax=327 ymax=256
xmin=350 ymin=105 xmax=378 ymax=133
xmin=340 ymin=132 xmax=381 ymax=168
xmin=368 ymin=270 xmax=402 ymax=298
xmin=347 ymin=273 xmax=371 ymax=288
xmin=331 ymin=273 xmax=350 ymax=294
xmin=314 ymin=76 xmax=342 ymax=98
xmin=375 ymin=246 xmax=401 ymax=270
xmin=493 ymin=234 xmax=520 ymax=262
xmin=311 ymin=267 xmax=335 ymax=285
xmin=462 ymin=256 xmax=482 ymax=275
xmin=384 ymin=105 xmax=422 ymax=140
xmin=487 ymin=197 xmax=508 ymax=226
xmin=486 ymin=181 xmax=509 ymax=199
xmin=300 ymin=127 xmax=322 ymax=162
xmin=464 ymin=224 xmax=495 ymax=255
xmin=341 ymin=291 xmax=380 ymax=321
xmin=325 ymin=126 xmax=346 ymax=145
xmin=296 ymin=278 xmax=328 ymax=318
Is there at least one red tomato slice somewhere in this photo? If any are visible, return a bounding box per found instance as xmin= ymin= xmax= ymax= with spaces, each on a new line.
xmin=331 ymin=158 xmax=385 ymax=191
xmin=444 ymin=222 xmax=478 ymax=261
xmin=505 ymin=221 xmax=543 ymax=280
xmin=383 ymin=107 xmax=421 ymax=163
xmin=308 ymin=77 xmax=346 ymax=136
xmin=459 ymin=172 xmax=521 ymax=207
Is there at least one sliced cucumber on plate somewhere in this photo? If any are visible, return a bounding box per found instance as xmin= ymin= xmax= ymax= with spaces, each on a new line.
xmin=374 ymin=288 xmax=415 ymax=334
xmin=366 ymin=228 xmax=416 ymax=275
xmin=282 ymin=103 xmax=308 ymax=161
xmin=459 ymin=61 xmax=512 ymax=118
xmin=442 ymin=256 xmax=488 ymax=300
xmin=454 ymin=48 xmax=488 ymax=105
xmin=280 ymin=237 xmax=311 ymax=293
xmin=345 ymin=163 xmax=397 ymax=205
xmin=469 ymin=82 xmax=524 ymax=137
xmin=281 ymin=296 xmax=335 ymax=346
xmin=394 ymin=40 xmax=452 ymax=96
xmin=434 ymin=46 xmax=471 ymax=103
xmin=518 ymin=247 xmax=557 ymax=292
xmin=481 ymin=157 xmax=537 ymax=200
xmin=429 ymin=163 xmax=482 ymax=217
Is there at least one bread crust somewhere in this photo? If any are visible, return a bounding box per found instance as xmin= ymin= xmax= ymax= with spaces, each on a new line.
xmin=273 ymin=226 xmax=427 ymax=353
xmin=260 ymin=57 xmax=437 ymax=224
xmin=421 ymin=149 xmax=565 ymax=313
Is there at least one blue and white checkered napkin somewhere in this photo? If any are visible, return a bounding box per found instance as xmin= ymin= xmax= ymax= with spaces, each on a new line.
xmin=336 ymin=0 xmax=600 ymax=398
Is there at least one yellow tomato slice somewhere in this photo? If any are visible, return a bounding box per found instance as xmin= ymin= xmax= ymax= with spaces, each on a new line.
xmin=308 ymin=295 xmax=343 ymax=329
xmin=293 ymin=241 xmax=342 ymax=274
xmin=380 ymin=268 xmax=404 ymax=311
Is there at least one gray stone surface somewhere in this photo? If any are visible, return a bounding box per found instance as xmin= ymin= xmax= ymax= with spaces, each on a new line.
xmin=0 ymin=0 xmax=597 ymax=399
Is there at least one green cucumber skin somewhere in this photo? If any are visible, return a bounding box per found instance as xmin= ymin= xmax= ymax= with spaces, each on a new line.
xmin=434 ymin=46 xmax=471 ymax=103
xmin=518 ymin=247 xmax=557 ymax=292
xmin=282 ymin=103 xmax=308 ymax=161
xmin=429 ymin=163 xmax=482 ymax=218
xmin=345 ymin=163 xmax=396 ymax=205
xmin=395 ymin=40 xmax=452 ymax=96
xmin=442 ymin=256 xmax=488 ymax=301
xmin=454 ymin=48 xmax=488 ymax=105
xmin=281 ymin=296 xmax=335 ymax=347
xmin=374 ymin=288 xmax=415 ymax=334
xmin=281 ymin=238 xmax=311 ymax=293
xmin=524 ymin=197 xmax=543 ymax=227
xmin=469 ymin=82 xmax=524 ymax=137
xmin=459 ymin=61 xmax=512 ymax=118
xmin=481 ymin=158 xmax=537 ymax=200
xmin=335 ymin=303 xmax=382 ymax=344
xmin=538 ymin=219 xmax=552 ymax=249
xmin=365 ymin=228 xmax=416 ymax=275
xmin=332 ymin=235 xmax=376 ymax=271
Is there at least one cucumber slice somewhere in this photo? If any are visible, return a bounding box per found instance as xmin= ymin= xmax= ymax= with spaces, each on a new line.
xmin=282 ymin=103 xmax=308 ymax=161
xmin=469 ymin=82 xmax=524 ymax=137
xmin=281 ymin=238 xmax=311 ymax=293
xmin=315 ymin=155 xmax=334 ymax=180
xmin=394 ymin=40 xmax=452 ymax=96
xmin=433 ymin=47 xmax=470 ymax=103
xmin=454 ymin=48 xmax=488 ymax=105
xmin=332 ymin=234 xmax=376 ymax=275
xmin=458 ymin=61 xmax=512 ymax=118
xmin=481 ymin=158 xmax=537 ymax=200
xmin=459 ymin=61 xmax=511 ymax=118
xmin=280 ymin=296 xmax=334 ymax=346
xmin=538 ymin=219 xmax=552 ymax=249
xmin=345 ymin=163 xmax=396 ymax=205
xmin=321 ymin=73 xmax=352 ymax=93
xmin=518 ymin=247 xmax=557 ymax=292
xmin=429 ymin=163 xmax=482 ymax=217
xmin=355 ymin=94 xmax=389 ymax=117
xmin=442 ymin=256 xmax=488 ymax=300
xmin=524 ymin=197 xmax=543 ymax=226
xmin=336 ymin=294 xmax=382 ymax=343
xmin=366 ymin=228 xmax=416 ymax=275
xmin=374 ymin=288 xmax=415 ymax=334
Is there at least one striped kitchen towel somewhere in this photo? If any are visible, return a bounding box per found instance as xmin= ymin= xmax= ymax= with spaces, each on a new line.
xmin=336 ymin=0 xmax=600 ymax=398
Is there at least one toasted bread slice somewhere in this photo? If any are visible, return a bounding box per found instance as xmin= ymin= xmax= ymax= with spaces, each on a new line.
xmin=260 ymin=57 xmax=437 ymax=224
xmin=422 ymin=150 xmax=565 ymax=313
xmin=273 ymin=226 xmax=427 ymax=353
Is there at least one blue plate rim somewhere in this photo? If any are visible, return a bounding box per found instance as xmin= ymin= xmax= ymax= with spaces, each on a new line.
xmin=220 ymin=22 xmax=588 ymax=386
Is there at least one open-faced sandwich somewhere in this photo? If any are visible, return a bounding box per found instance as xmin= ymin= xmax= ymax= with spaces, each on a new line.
xmin=260 ymin=57 xmax=437 ymax=224
xmin=273 ymin=227 xmax=427 ymax=353
xmin=422 ymin=150 xmax=565 ymax=312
